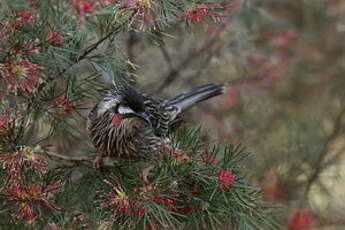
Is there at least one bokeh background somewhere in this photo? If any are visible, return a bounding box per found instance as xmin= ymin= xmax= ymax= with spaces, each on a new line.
xmin=2 ymin=0 xmax=345 ymax=229
xmin=124 ymin=1 xmax=345 ymax=229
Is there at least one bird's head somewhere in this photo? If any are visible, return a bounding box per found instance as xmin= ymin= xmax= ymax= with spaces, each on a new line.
xmin=96 ymin=85 xmax=152 ymax=127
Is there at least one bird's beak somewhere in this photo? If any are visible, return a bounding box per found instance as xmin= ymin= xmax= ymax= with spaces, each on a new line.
xmin=118 ymin=105 xmax=135 ymax=115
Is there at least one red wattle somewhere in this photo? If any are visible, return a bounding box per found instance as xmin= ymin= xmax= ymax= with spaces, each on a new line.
xmin=112 ymin=114 xmax=122 ymax=127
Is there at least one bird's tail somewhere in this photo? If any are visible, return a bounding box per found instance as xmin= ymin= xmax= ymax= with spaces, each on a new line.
xmin=167 ymin=83 xmax=226 ymax=113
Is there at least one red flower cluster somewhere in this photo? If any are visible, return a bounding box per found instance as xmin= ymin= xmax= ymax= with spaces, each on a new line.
xmin=183 ymin=4 xmax=222 ymax=25
xmin=218 ymin=171 xmax=236 ymax=191
xmin=99 ymin=178 xmax=132 ymax=220
xmin=180 ymin=205 xmax=192 ymax=215
xmin=0 ymin=112 xmax=13 ymax=147
xmin=56 ymin=95 xmax=75 ymax=117
xmin=0 ymin=24 xmax=41 ymax=95
xmin=152 ymin=195 xmax=177 ymax=208
xmin=21 ymin=41 xmax=40 ymax=55
xmin=152 ymin=194 xmax=194 ymax=215
xmin=47 ymin=31 xmax=66 ymax=46
xmin=0 ymin=111 xmax=10 ymax=130
xmin=6 ymin=11 xmax=37 ymax=29
xmin=135 ymin=205 xmax=145 ymax=216
xmin=0 ymin=58 xmax=43 ymax=94
xmin=116 ymin=0 xmax=160 ymax=30
xmin=99 ymin=177 xmax=193 ymax=222
xmin=2 ymin=182 xmax=61 ymax=224
xmin=288 ymin=210 xmax=315 ymax=230
xmin=0 ymin=147 xmax=62 ymax=225
xmin=19 ymin=11 xmax=36 ymax=24
xmin=0 ymin=147 xmax=48 ymax=181
xmin=73 ymin=0 xmax=103 ymax=26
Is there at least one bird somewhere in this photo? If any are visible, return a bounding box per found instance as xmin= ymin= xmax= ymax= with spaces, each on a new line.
xmin=87 ymin=83 xmax=226 ymax=180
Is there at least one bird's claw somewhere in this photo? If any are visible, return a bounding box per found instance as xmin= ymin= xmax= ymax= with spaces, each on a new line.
xmin=141 ymin=165 xmax=154 ymax=185
xmin=93 ymin=156 xmax=104 ymax=170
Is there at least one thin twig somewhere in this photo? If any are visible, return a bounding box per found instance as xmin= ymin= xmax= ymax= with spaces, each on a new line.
xmin=44 ymin=151 xmax=93 ymax=167
xmin=304 ymin=106 xmax=345 ymax=196
xmin=126 ymin=31 xmax=138 ymax=76
xmin=159 ymin=45 xmax=174 ymax=70
xmin=145 ymin=25 xmax=226 ymax=96
xmin=59 ymin=24 xmax=124 ymax=76
xmin=184 ymin=44 xmax=222 ymax=86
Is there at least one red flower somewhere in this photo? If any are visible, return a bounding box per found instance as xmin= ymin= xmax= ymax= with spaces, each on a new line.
xmin=152 ymin=195 xmax=162 ymax=204
xmin=288 ymin=210 xmax=315 ymax=230
xmin=56 ymin=95 xmax=75 ymax=116
xmin=180 ymin=205 xmax=192 ymax=215
xmin=21 ymin=205 xmax=37 ymax=225
xmin=163 ymin=197 xmax=177 ymax=208
xmin=0 ymin=111 xmax=10 ymax=129
xmin=218 ymin=171 xmax=236 ymax=191
xmin=73 ymin=0 xmax=100 ymax=26
xmin=152 ymin=195 xmax=177 ymax=210
xmin=2 ymin=182 xmax=62 ymax=224
xmin=116 ymin=0 xmax=160 ymax=30
xmin=47 ymin=31 xmax=66 ymax=46
xmin=135 ymin=205 xmax=145 ymax=216
xmin=19 ymin=12 xmax=36 ymax=24
xmin=0 ymin=59 xmax=43 ymax=94
xmin=0 ymin=147 xmax=48 ymax=181
xmin=81 ymin=1 xmax=98 ymax=13
xmin=21 ymin=41 xmax=40 ymax=55
xmin=99 ymin=178 xmax=132 ymax=220
xmin=183 ymin=4 xmax=222 ymax=25
xmin=0 ymin=152 xmax=22 ymax=182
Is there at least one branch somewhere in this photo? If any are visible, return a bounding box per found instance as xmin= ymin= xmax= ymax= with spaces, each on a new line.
xmin=59 ymin=23 xmax=124 ymax=77
xmin=159 ymin=45 xmax=173 ymax=70
xmin=304 ymin=105 xmax=345 ymax=196
xmin=184 ymin=44 xmax=222 ymax=86
xmin=43 ymin=151 xmax=118 ymax=168
xmin=126 ymin=31 xmax=139 ymax=78
xmin=44 ymin=151 xmax=93 ymax=167
xmin=145 ymin=25 xmax=225 ymax=96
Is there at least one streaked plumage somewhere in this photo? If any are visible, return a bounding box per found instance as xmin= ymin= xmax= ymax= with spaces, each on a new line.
xmin=87 ymin=83 xmax=225 ymax=161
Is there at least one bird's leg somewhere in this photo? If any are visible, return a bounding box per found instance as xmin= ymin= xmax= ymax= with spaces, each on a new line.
xmin=141 ymin=165 xmax=154 ymax=185
xmin=93 ymin=156 xmax=104 ymax=170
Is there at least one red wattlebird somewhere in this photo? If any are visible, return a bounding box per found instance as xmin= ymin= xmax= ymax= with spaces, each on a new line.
xmin=87 ymin=83 xmax=225 ymax=181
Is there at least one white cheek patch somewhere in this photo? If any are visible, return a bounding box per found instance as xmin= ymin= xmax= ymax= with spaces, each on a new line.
xmin=118 ymin=106 xmax=135 ymax=115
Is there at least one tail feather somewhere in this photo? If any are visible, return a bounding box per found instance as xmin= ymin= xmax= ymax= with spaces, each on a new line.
xmin=167 ymin=83 xmax=225 ymax=113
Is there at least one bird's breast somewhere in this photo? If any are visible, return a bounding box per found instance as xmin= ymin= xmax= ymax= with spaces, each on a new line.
xmin=89 ymin=114 xmax=158 ymax=160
